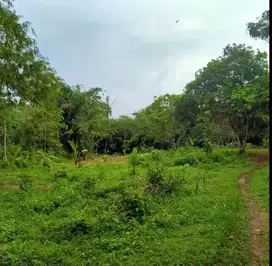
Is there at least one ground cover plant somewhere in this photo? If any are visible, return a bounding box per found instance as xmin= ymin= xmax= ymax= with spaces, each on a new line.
xmin=0 ymin=148 xmax=267 ymax=265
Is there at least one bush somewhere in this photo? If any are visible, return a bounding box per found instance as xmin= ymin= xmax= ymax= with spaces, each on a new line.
xmin=174 ymin=155 xmax=199 ymax=166
xmin=45 ymin=218 xmax=93 ymax=241
xmin=78 ymin=178 xmax=96 ymax=191
xmin=208 ymin=151 xmax=227 ymax=163
xmin=147 ymin=166 xmax=164 ymax=185
xmin=117 ymin=193 xmax=147 ymax=223
xmin=14 ymin=157 xmax=28 ymax=168
xmin=18 ymin=174 xmax=33 ymax=191
xmin=203 ymin=139 xmax=213 ymax=154
xmin=128 ymin=148 xmax=139 ymax=174
xmin=151 ymin=149 xmax=161 ymax=161
xmin=53 ymin=169 xmax=68 ymax=181
xmin=0 ymin=160 xmax=9 ymax=169
xmin=145 ymin=166 xmax=182 ymax=196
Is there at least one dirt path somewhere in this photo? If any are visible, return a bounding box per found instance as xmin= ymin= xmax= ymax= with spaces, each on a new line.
xmin=237 ymin=154 xmax=269 ymax=266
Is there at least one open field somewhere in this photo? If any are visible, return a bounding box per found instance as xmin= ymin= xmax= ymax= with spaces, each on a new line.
xmin=0 ymin=148 xmax=268 ymax=265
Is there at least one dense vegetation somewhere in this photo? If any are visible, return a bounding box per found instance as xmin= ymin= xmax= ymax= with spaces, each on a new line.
xmin=0 ymin=1 xmax=269 ymax=265
xmin=0 ymin=148 xmax=256 ymax=265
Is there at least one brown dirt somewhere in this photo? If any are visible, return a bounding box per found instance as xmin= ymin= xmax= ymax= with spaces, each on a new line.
xmin=237 ymin=154 xmax=269 ymax=266
xmin=1 ymin=184 xmax=19 ymax=190
xmin=1 ymin=184 xmax=50 ymax=191
xmin=37 ymin=184 xmax=50 ymax=190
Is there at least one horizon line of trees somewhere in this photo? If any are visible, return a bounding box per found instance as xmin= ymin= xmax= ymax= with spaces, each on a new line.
xmin=0 ymin=1 xmax=269 ymax=162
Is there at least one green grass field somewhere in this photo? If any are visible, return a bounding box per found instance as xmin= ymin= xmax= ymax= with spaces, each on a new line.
xmin=0 ymin=148 xmax=266 ymax=265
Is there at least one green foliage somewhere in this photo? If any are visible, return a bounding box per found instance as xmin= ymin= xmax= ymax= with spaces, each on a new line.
xmin=128 ymin=148 xmax=139 ymax=174
xmin=151 ymin=149 xmax=161 ymax=161
xmin=247 ymin=10 xmax=269 ymax=42
xmin=18 ymin=173 xmax=32 ymax=191
xmin=249 ymin=166 xmax=269 ymax=213
xmin=174 ymin=154 xmax=199 ymax=166
xmin=67 ymin=140 xmax=79 ymax=165
xmin=102 ymin=154 xmax=108 ymax=162
xmin=145 ymin=165 xmax=182 ymax=196
xmin=0 ymin=149 xmax=259 ymax=265
xmin=53 ymin=169 xmax=68 ymax=181
xmin=117 ymin=193 xmax=147 ymax=223
xmin=203 ymin=139 xmax=213 ymax=154
xmin=0 ymin=3 xmax=269 ymax=264
xmin=36 ymin=150 xmax=59 ymax=168
xmin=146 ymin=166 xmax=164 ymax=186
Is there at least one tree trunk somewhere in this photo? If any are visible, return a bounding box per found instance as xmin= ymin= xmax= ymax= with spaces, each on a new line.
xmin=239 ymin=116 xmax=249 ymax=155
xmin=44 ymin=123 xmax=47 ymax=153
xmin=4 ymin=117 xmax=7 ymax=161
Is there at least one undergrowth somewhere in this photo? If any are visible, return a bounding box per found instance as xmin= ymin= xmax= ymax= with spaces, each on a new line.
xmin=0 ymin=148 xmax=262 ymax=265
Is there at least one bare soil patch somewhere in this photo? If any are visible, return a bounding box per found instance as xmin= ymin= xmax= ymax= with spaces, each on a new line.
xmin=238 ymin=154 xmax=269 ymax=266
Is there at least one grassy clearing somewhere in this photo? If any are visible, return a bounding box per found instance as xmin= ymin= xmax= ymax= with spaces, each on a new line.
xmin=0 ymin=149 xmax=254 ymax=265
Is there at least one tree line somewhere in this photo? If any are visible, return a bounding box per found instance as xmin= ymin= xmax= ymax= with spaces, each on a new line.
xmin=0 ymin=0 xmax=269 ymax=161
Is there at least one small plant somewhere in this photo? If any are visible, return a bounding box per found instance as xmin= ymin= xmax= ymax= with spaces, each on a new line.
xmin=203 ymin=139 xmax=213 ymax=154
xmin=14 ymin=157 xmax=27 ymax=168
xmin=0 ymin=160 xmax=9 ymax=169
xmin=102 ymin=154 xmax=108 ymax=162
xmin=53 ymin=169 xmax=68 ymax=181
xmin=67 ymin=140 xmax=87 ymax=166
xmin=122 ymin=139 xmax=132 ymax=154
xmin=151 ymin=149 xmax=161 ymax=161
xmin=117 ymin=193 xmax=147 ymax=223
xmin=36 ymin=150 xmax=59 ymax=168
xmin=263 ymin=138 xmax=269 ymax=148
xmin=147 ymin=166 xmax=164 ymax=186
xmin=18 ymin=174 xmax=32 ymax=191
xmin=145 ymin=166 xmax=181 ymax=196
xmin=128 ymin=148 xmax=139 ymax=175
xmin=46 ymin=217 xmax=93 ymax=241
xmin=78 ymin=178 xmax=96 ymax=191
xmin=173 ymin=155 xmax=199 ymax=166
xmin=208 ymin=151 xmax=227 ymax=163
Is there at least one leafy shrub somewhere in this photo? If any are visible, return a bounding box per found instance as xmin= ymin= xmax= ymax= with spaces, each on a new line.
xmin=138 ymin=153 xmax=152 ymax=167
xmin=151 ymin=149 xmax=161 ymax=161
xmin=128 ymin=148 xmax=139 ymax=174
xmin=93 ymin=185 xmax=125 ymax=198
xmin=147 ymin=166 xmax=164 ymax=185
xmin=53 ymin=169 xmax=68 ymax=181
xmin=208 ymin=151 xmax=227 ymax=163
xmin=78 ymin=178 xmax=96 ymax=191
xmin=102 ymin=154 xmax=108 ymax=162
xmin=18 ymin=174 xmax=32 ymax=191
xmin=145 ymin=166 xmax=182 ymax=196
xmin=203 ymin=139 xmax=213 ymax=154
xmin=36 ymin=150 xmax=60 ymax=168
xmin=0 ymin=160 xmax=9 ymax=169
xmin=14 ymin=157 xmax=28 ymax=168
xmin=117 ymin=193 xmax=147 ymax=223
xmin=174 ymin=155 xmax=199 ymax=166
xmin=46 ymin=217 xmax=93 ymax=241
xmin=31 ymin=199 xmax=63 ymax=214
xmin=69 ymin=174 xmax=80 ymax=182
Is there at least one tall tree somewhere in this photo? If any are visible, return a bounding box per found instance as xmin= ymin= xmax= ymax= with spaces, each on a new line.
xmin=0 ymin=0 xmax=61 ymax=102
xmin=185 ymin=44 xmax=268 ymax=153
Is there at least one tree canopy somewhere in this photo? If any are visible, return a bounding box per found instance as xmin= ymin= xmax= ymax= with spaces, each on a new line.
xmin=247 ymin=10 xmax=269 ymax=42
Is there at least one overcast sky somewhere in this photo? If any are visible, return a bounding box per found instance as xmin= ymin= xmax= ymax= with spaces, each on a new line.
xmin=15 ymin=0 xmax=269 ymax=117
